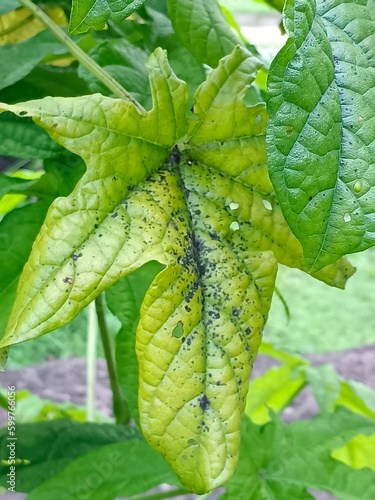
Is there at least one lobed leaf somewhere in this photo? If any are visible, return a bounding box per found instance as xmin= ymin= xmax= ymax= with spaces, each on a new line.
xmin=224 ymin=409 xmax=375 ymax=499
xmin=267 ymin=0 xmax=375 ymax=271
xmin=69 ymin=0 xmax=146 ymax=34
xmin=0 ymin=48 xmax=187 ymax=349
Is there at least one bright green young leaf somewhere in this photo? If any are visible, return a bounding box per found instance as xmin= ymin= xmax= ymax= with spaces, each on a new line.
xmin=332 ymin=434 xmax=375 ymax=473
xmin=245 ymin=364 xmax=307 ymax=424
xmin=224 ymin=409 xmax=375 ymax=500
xmin=69 ymin=0 xmax=146 ymax=34
xmin=105 ymin=261 xmax=163 ymax=425
xmin=336 ymin=380 xmax=375 ymax=420
xmin=0 ymin=47 xmax=187 ymax=349
xmin=27 ymin=439 xmax=180 ymax=500
xmin=167 ymin=0 xmax=243 ymax=67
xmin=267 ymin=0 xmax=375 ymax=271
xmin=0 ymin=202 xmax=49 ymax=339
xmin=0 ymin=420 xmax=138 ymax=493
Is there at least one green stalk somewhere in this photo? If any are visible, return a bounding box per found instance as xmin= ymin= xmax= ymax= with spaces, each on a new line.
xmin=95 ymin=294 xmax=131 ymax=425
xmin=17 ymin=0 xmax=145 ymax=112
xmin=86 ymin=301 xmax=98 ymax=422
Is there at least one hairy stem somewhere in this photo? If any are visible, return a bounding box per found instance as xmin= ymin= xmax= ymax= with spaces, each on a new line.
xmin=17 ymin=0 xmax=145 ymax=112
xmin=95 ymin=294 xmax=131 ymax=425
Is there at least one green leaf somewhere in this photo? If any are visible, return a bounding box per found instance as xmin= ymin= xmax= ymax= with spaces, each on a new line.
xmin=0 ymin=0 xmax=19 ymax=15
xmin=27 ymin=439 xmax=180 ymax=500
xmin=0 ymin=202 xmax=49 ymax=339
xmin=105 ymin=261 xmax=163 ymax=425
xmin=0 ymin=420 xmax=138 ymax=493
xmin=167 ymin=0 xmax=243 ymax=67
xmin=69 ymin=0 xmax=146 ymax=34
xmin=305 ymin=364 xmax=341 ymax=413
xmin=0 ymin=156 xmax=85 ymax=201
xmin=332 ymin=434 xmax=375 ymax=472
xmin=0 ymin=113 xmax=65 ymax=159
xmin=0 ymin=47 xmax=187 ymax=348
xmin=267 ymin=0 xmax=375 ymax=271
xmin=245 ymin=364 xmax=306 ymax=424
xmin=224 ymin=409 xmax=375 ymax=499
xmin=78 ymin=39 xmax=152 ymax=107
xmin=0 ymin=30 xmax=68 ymax=90
xmin=336 ymin=380 xmax=375 ymax=420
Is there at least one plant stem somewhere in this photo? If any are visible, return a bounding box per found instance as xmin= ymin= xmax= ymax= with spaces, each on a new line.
xmin=128 ymin=488 xmax=190 ymax=500
xmin=95 ymin=293 xmax=131 ymax=425
xmin=17 ymin=0 xmax=145 ymax=112
xmin=86 ymin=301 xmax=98 ymax=422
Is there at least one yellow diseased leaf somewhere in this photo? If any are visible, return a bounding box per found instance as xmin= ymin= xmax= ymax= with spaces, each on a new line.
xmin=0 ymin=6 xmax=67 ymax=45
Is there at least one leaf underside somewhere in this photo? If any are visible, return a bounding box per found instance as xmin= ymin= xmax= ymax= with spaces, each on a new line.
xmin=0 ymin=46 xmax=355 ymax=492
xmin=267 ymin=0 xmax=375 ymax=271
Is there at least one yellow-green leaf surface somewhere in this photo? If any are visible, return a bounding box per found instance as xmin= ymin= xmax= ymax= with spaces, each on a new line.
xmin=332 ymin=434 xmax=375 ymax=472
xmin=0 ymin=48 xmax=188 ymax=348
xmin=0 ymin=46 xmax=355 ymax=493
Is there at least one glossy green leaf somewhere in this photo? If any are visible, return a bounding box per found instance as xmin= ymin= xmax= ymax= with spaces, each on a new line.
xmin=0 ymin=202 xmax=49 ymax=339
xmin=105 ymin=261 xmax=163 ymax=425
xmin=27 ymin=439 xmax=180 ymax=500
xmin=69 ymin=0 xmax=146 ymax=34
xmin=332 ymin=434 xmax=375 ymax=472
xmin=0 ymin=420 xmax=137 ymax=493
xmin=0 ymin=30 xmax=67 ymax=90
xmin=267 ymin=0 xmax=375 ymax=271
xmin=224 ymin=409 xmax=375 ymax=500
xmin=167 ymin=0 xmax=243 ymax=67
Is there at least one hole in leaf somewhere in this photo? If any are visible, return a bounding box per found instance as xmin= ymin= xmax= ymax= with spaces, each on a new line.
xmin=172 ymin=321 xmax=184 ymax=338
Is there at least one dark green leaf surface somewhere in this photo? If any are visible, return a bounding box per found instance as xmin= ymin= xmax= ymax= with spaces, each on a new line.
xmin=78 ymin=39 xmax=152 ymax=107
xmin=0 ymin=420 xmax=137 ymax=492
xmin=267 ymin=0 xmax=375 ymax=271
xmin=167 ymin=0 xmax=243 ymax=67
xmin=27 ymin=439 xmax=179 ymax=500
xmin=0 ymin=113 xmax=64 ymax=159
xmin=0 ymin=30 xmax=67 ymax=91
xmin=69 ymin=0 xmax=146 ymax=34
xmin=0 ymin=0 xmax=19 ymax=15
xmin=224 ymin=409 xmax=375 ymax=499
